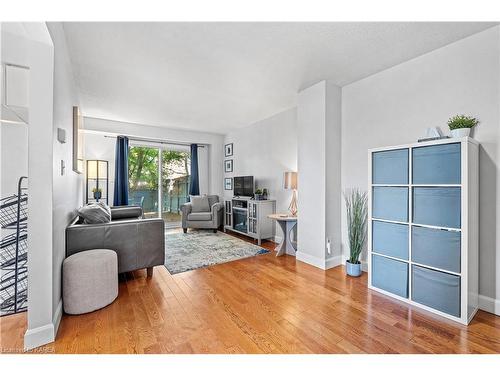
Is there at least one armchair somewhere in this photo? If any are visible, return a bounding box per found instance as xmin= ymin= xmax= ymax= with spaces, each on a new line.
xmin=181 ymin=195 xmax=223 ymax=233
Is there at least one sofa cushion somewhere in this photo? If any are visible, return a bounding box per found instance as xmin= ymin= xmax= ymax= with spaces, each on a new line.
xmin=207 ymin=195 xmax=219 ymax=207
xmin=78 ymin=202 xmax=111 ymax=224
xmin=187 ymin=212 xmax=212 ymax=221
xmin=190 ymin=195 xmax=210 ymax=212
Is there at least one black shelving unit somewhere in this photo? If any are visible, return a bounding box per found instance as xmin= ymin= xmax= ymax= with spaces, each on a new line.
xmin=0 ymin=176 xmax=28 ymax=316
xmin=86 ymin=160 xmax=109 ymax=205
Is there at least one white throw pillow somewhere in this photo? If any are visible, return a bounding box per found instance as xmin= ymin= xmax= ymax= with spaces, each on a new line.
xmin=190 ymin=195 xmax=210 ymax=212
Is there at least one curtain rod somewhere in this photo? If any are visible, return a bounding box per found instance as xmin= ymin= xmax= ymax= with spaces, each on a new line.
xmin=103 ymin=135 xmax=206 ymax=148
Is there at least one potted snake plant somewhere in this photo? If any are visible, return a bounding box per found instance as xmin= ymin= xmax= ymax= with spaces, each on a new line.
xmin=344 ymin=189 xmax=367 ymax=277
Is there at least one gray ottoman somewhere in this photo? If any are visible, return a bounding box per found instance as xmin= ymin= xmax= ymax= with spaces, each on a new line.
xmin=63 ymin=249 xmax=118 ymax=315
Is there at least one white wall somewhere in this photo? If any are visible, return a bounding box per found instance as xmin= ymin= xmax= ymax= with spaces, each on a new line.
xmin=297 ymin=81 xmax=327 ymax=268
xmin=83 ymin=117 xmax=224 ymax=198
xmin=223 ymin=108 xmax=297 ymax=239
xmin=47 ymin=22 xmax=83 ymax=328
xmin=341 ymin=26 xmax=500 ymax=314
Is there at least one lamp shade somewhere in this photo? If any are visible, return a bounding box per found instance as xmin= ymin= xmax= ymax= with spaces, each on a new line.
xmin=87 ymin=160 xmax=108 ymax=179
xmin=284 ymin=171 xmax=297 ymax=190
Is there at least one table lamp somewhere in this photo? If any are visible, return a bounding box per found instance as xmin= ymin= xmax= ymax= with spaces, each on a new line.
xmin=284 ymin=171 xmax=298 ymax=216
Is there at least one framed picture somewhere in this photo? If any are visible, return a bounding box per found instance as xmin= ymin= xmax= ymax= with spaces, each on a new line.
xmin=224 ymin=178 xmax=233 ymax=190
xmin=72 ymin=106 xmax=84 ymax=174
xmin=224 ymin=143 xmax=233 ymax=157
xmin=224 ymin=159 xmax=233 ymax=173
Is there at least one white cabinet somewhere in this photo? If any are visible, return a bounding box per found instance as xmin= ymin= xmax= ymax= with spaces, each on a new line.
xmin=368 ymin=137 xmax=479 ymax=325
xmin=224 ymin=198 xmax=276 ymax=245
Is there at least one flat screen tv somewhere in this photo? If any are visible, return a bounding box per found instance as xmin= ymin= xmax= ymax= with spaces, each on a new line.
xmin=233 ymin=176 xmax=254 ymax=197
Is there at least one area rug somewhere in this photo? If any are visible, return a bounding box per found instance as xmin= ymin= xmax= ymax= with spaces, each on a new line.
xmin=165 ymin=230 xmax=269 ymax=274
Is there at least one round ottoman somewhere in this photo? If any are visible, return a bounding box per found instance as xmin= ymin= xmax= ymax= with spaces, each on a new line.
xmin=63 ymin=249 xmax=118 ymax=315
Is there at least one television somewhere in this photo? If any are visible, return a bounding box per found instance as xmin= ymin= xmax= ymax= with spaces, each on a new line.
xmin=233 ymin=176 xmax=254 ymax=197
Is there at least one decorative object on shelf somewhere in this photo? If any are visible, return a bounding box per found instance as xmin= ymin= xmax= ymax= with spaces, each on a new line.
xmin=254 ymin=188 xmax=263 ymax=200
xmin=344 ymin=188 xmax=367 ymax=277
xmin=224 ymin=143 xmax=233 ymax=157
xmin=447 ymin=114 xmax=478 ymax=138
xmin=262 ymin=188 xmax=268 ymax=200
xmin=418 ymin=127 xmax=450 ymax=142
xmin=224 ymin=159 xmax=233 ymax=173
xmin=72 ymin=106 xmax=84 ymax=174
xmin=224 ymin=177 xmax=232 ymax=190
xmin=92 ymin=187 xmax=102 ymax=200
xmin=283 ymin=171 xmax=298 ymax=216
xmin=86 ymin=160 xmax=109 ymax=204
xmin=0 ymin=176 xmax=28 ymax=316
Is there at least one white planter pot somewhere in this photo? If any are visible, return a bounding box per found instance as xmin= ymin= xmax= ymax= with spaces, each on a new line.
xmin=450 ymin=128 xmax=471 ymax=138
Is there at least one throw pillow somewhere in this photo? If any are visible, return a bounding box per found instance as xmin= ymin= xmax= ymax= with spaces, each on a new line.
xmin=190 ymin=195 xmax=210 ymax=212
xmin=78 ymin=202 xmax=112 ymax=224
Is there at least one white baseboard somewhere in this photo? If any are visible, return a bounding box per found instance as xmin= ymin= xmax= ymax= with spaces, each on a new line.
xmin=296 ymin=251 xmax=327 ymax=269
xmin=478 ymin=294 xmax=500 ymax=316
xmin=53 ymin=299 xmax=63 ymax=337
xmin=325 ymin=255 xmax=343 ymax=269
xmin=24 ymin=299 xmax=62 ymax=351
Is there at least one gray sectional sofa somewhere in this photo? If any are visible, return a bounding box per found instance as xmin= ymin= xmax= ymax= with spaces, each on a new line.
xmin=66 ymin=206 xmax=165 ymax=276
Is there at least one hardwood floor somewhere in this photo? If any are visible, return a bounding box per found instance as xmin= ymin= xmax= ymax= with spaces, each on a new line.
xmin=1 ymin=230 xmax=499 ymax=354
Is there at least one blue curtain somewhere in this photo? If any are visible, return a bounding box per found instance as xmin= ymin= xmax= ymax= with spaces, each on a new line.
xmin=113 ymin=136 xmax=129 ymax=206
xmin=189 ymin=144 xmax=200 ymax=197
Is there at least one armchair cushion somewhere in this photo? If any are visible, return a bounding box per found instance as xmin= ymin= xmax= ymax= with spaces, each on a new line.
xmin=188 ymin=212 xmax=213 ymax=221
xmin=190 ymin=195 xmax=210 ymax=212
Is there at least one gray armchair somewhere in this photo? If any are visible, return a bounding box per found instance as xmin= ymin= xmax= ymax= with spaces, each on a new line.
xmin=66 ymin=206 xmax=165 ymax=276
xmin=181 ymin=195 xmax=223 ymax=233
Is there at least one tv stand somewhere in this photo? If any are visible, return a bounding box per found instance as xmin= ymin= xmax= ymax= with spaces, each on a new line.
xmin=224 ymin=197 xmax=276 ymax=245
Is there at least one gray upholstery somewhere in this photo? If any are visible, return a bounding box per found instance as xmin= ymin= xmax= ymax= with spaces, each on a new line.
xmin=190 ymin=195 xmax=210 ymax=212
xmin=181 ymin=195 xmax=223 ymax=231
xmin=111 ymin=205 xmax=143 ymax=220
xmin=188 ymin=212 xmax=213 ymax=221
xmin=66 ymin=206 xmax=165 ymax=274
xmin=63 ymin=249 xmax=118 ymax=314
xmin=77 ymin=202 xmax=112 ymax=224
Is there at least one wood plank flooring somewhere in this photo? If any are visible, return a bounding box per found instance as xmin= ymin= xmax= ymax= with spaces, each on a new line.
xmin=1 ymin=229 xmax=499 ymax=354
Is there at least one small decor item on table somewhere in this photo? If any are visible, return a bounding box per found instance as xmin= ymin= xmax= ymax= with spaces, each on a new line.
xmin=92 ymin=187 xmax=102 ymax=200
xmin=283 ymin=171 xmax=298 ymax=216
xmin=224 ymin=143 xmax=233 ymax=157
xmin=254 ymin=188 xmax=263 ymax=200
xmin=262 ymin=188 xmax=268 ymax=200
xmin=447 ymin=114 xmax=478 ymax=138
xmin=344 ymin=188 xmax=367 ymax=277
xmin=224 ymin=159 xmax=233 ymax=173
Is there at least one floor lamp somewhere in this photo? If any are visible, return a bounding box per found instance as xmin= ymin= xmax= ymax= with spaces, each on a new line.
xmin=284 ymin=171 xmax=298 ymax=216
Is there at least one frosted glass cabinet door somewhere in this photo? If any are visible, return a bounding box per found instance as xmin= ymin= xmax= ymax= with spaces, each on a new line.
xmin=372 ymin=221 xmax=409 ymax=260
xmin=412 ymin=226 xmax=461 ymax=273
xmin=412 ymin=143 xmax=461 ymax=184
xmin=372 ymin=187 xmax=408 ymax=222
xmin=372 ymin=149 xmax=409 ymax=184
xmin=372 ymin=255 xmax=408 ymax=298
xmin=413 ymin=187 xmax=461 ymax=228
xmin=412 ymin=265 xmax=461 ymax=317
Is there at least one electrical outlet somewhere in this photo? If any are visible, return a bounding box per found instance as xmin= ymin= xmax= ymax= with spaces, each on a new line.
xmin=326 ymin=238 xmax=331 ymax=254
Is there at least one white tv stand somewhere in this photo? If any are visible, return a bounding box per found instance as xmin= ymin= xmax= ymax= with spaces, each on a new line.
xmin=224 ymin=197 xmax=276 ymax=245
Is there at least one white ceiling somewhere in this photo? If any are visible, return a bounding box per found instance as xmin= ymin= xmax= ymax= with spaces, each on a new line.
xmin=62 ymin=22 xmax=496 ymax=134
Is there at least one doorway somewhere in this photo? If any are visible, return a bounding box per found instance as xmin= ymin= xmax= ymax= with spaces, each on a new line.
xmin=128 ymin=144 xmax=191 ymax=228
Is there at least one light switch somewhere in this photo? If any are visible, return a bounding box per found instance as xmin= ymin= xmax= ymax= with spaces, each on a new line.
xmin=61 ymin=160 xmax=65 ymax=176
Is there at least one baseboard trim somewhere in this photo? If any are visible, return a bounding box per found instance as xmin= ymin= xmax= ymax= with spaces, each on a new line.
xmin=296 ymin=252 xmax=326 ymax=269
xmin=53 ymin=299 xmax=63 ymax=337
xmin=478 ymin=294 xmax=500 ymax=316
xmin=23 ymin=299 xmax=62 ymax=351
xmin=325 ymin=255 xmax=343 ymax=270
xmin=24 ymin=322 xmax=55 ymax=351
